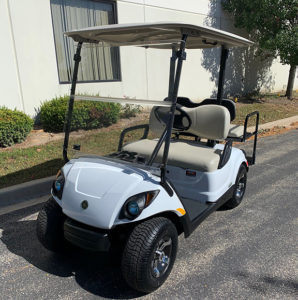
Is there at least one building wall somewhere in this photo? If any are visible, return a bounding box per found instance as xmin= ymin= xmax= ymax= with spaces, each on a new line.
xmin=0 ymin=0 xmax=24 ymax=111
xmin=0 ymin=0 xmax=296 ymax=116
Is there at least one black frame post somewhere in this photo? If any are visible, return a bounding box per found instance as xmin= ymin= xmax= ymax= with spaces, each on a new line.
xmin=161 ymin=34 xmax=188 ymax=183
xmin=63 ymin=41 xmax=83 ymax=162
xmin=216 ymin=45 xmax=229 ymax=105
xmin=168 ymin=47 xmax=177 ymax=98
xmin=147 ymin=47 xmax=179 ymax=166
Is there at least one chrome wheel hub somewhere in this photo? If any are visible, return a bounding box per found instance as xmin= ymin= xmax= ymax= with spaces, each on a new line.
xmin=152 ymin=237 xmax=172 ymax=278
xmin=236 ymin=174 xmax=246 ymax=198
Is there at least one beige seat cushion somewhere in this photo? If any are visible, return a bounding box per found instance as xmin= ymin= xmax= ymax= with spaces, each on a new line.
xmin=184 ymin=105 xmax=231 ymax=140
xmin=150 ymin=104 xmax=231 ymax=141
xmin=123 ymin=139 xmax=222 ymax=172
xmin=228 ymin=124 xmax=245 ymax=138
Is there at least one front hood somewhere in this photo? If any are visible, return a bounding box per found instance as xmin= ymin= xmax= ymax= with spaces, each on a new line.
xmin=60 ymin=157 xmax=160 ymax=229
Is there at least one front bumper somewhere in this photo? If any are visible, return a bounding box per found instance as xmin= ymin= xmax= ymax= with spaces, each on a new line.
xmin=64 ymin=218 xmax=111 ymax=252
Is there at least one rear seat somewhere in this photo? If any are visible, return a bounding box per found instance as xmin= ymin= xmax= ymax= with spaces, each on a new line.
xmin=229 ymin=124 xmax=244 ymax=138
xmin=123 ymin=104 xmax=231 ymax=172
xmin=184 ymin=97 xmax=247 ymax=139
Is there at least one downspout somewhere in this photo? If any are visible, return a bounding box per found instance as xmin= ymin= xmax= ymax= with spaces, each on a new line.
xmin=6 ymin=0 xmax=26 ymax=113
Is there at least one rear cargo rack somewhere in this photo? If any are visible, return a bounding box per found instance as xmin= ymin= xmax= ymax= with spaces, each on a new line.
xmin=231 ymin=111 xmax=259 ymax=165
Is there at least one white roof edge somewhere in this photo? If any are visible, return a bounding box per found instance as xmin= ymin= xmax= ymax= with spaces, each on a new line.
xmin=65 ymin=22 xmax=253 ymax=49
xmin=74 ymin=95 xmax=172 ymax=107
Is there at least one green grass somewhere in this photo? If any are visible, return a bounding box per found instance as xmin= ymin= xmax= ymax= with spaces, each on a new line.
xmin=0 ymin=124 xmax=151 ymax=189
xmin=0 ymin=142 xmax=64 ymax=188
xmin=234 ymin=102 xmax=298 ymax=126
xmin=260 ymin=90 xmax=298 ymax=99
xmin=1 ymin=99 xmax=298 ymax=189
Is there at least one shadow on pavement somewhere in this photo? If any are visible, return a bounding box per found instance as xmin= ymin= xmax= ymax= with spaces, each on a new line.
xmin=234 ymin=271 xmax=298 ymax=296
xmin=0 ymin=204 xmax=143 ymax=299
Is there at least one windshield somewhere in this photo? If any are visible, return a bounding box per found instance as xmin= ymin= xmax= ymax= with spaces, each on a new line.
xmin=67 ymin=102 xmax=171 ymax=168
xmin=63 ymin=34 xmax=189 ymax=181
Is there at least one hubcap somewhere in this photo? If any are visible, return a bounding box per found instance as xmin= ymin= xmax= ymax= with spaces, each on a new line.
xmin=236 ymin=173 xmax=246 ymax=199
xmin=152 ymin=237 xmax=172 ymax=278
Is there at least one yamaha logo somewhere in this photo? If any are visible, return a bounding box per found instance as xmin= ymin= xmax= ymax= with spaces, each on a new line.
xmin=81 ymin=200 xmax=88 ymax=209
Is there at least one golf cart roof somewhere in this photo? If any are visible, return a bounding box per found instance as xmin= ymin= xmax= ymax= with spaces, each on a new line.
xmin=65 ymin=22 xmax=253 ymax=49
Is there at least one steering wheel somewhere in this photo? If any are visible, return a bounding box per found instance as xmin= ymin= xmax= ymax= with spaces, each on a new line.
xmin=173 ymin=106 xmax=191 ymax=131
xmin=154 ymin=106 xmax=191 ymax=131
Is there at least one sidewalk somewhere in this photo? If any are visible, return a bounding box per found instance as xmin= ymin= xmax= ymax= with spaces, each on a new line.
xmin=248 ymin=115 xmax=298 ymax=132
xmin=0 ymin=115 xmax=297 ymax=213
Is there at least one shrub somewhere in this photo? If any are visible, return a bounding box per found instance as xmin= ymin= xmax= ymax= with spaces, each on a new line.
xmin=40 ymin=96 xmax=121 ymax=132
xmin=0 ymin=107 xmax=33 ymax=147
xmin=120 ymin=104 xmax=142 ymax=119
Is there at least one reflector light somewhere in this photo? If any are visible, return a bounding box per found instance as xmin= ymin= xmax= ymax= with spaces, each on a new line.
xmin=176 ymin=208 xmax=186 ymax=216
xmin=186 ymin=170 xmax=196 ymax=177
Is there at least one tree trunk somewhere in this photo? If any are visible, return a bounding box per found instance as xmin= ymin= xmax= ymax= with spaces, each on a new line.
xmin=286 ymin=64 xmax=296 ymax=99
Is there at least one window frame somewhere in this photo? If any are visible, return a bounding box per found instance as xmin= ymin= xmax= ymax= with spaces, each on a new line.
xmin=50 ymin=0 xmax=122 ymax=84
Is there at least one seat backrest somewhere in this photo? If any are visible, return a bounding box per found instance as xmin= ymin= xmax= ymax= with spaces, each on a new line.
xmin=176 ymin=97 xmax=236 ymax=121
xmin=200 ymin=98 xmax=236 ymax=121
xmin=149 ymin=104 xmax=230 ymax=141
xmin=185 ymin=105 xmax=230 ymax=140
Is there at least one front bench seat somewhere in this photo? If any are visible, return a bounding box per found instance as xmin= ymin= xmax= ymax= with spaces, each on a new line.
xmin=123 ymin=139 xmax=222 ymax=172
xmin=123 ymin=105 xmax=230 ymax=172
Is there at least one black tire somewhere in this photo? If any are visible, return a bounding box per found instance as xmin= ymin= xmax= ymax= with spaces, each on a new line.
xmin=121 ymin=217 xmax=178 ymax=293
xmin=222 ymin=164 xmax=247 ymax=209
xmin=36 ymin=197 xmax=66 ymax=252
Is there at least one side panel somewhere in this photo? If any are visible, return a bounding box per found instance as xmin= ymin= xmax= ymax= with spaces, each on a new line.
xmin=166 ymin=145 xmax=246 ymax=202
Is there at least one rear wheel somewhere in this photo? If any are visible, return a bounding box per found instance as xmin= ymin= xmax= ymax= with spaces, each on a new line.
xmin=222 ymin=164 xmax=247 ymax=209
xmin=36 ymin=197 xmax=66 ymax=252
xmin=121 ymin=217 xmax=178 ymax=293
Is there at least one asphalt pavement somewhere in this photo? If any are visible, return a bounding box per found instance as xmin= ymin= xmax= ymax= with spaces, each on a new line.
xmin=0 ymin=129 xmax=297 ymax=300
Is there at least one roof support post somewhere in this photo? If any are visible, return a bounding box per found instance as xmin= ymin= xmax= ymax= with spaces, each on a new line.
xmin=63 ymin=42 xmax=83 ymax=162
xmin=168 ymin=47 xmax=177 ymax=98
xmin=216 ymin=46 xmax=229 ymax=105
xmin=147 ymin=47 xmax=179 ymax=166
xmin=160 ymin=35 xmax=188 ymax=184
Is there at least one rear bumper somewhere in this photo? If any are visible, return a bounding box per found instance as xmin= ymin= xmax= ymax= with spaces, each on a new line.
xmin=64 ymin=218 xmax=111 ymax=252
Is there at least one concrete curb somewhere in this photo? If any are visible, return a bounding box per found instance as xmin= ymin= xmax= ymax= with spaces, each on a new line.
xmin=0 ymin=176 xmax=54 ymax=210
xmin=0 ymin=114 xmax=297 ymax=212
xmin=247 ymin=115 xmax=298 ymax=132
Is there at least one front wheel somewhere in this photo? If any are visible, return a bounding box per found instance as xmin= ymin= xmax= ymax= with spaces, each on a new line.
xmin=121 ymin=217 xmax=178 ymax=293
xmin=36 ymin=197 xmax=66 ymax=252
xmin=223 ymin=164 xmax=247 ymax=209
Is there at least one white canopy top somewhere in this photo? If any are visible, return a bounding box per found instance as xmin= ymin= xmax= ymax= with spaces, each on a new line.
xmin=65 ymin=22 xmax=253 ymax=49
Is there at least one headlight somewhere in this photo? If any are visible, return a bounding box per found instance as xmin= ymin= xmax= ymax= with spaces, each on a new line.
xmin=127 ymin=201 xmax=141 ymax=216
xmin=54 ymin=180 xmax=62 ymax=192
xmin=121 ymin=190 xmax=159 ymax=220
xmin=52 ymin=170 xmax=65 ymax=199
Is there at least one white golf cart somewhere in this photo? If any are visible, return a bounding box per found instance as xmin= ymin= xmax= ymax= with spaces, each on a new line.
xmin=36 ymin=23 xmax=259 ymax=293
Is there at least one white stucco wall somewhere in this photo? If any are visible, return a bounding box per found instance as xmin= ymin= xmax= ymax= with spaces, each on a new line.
xmin=0 ymin=0 xmax=296 ymax=116
xmin=0 ymin=0 xmax=24 ymax=111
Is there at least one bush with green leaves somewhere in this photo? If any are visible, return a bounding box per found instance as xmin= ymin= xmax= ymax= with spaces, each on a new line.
xmin=0 ymin=107 xmax=33 ymax=147
xmin=40 ymin=96 xmax=121 ymax=132
xmin=120 ymin=104 xmax=142 ymax=119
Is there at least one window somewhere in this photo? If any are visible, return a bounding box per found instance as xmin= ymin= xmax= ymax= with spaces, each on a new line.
xmin=50 ymin=0 xmax=121 ymax=83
